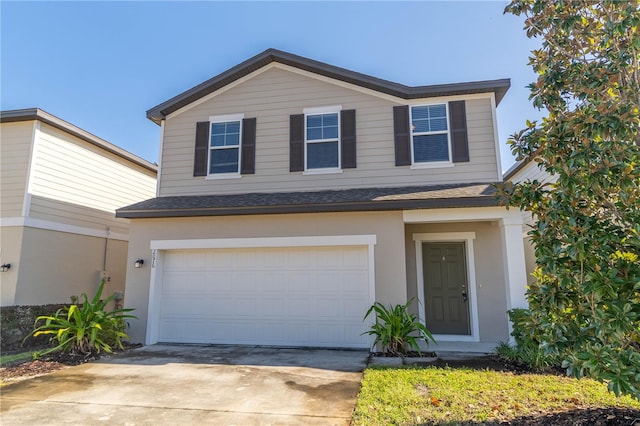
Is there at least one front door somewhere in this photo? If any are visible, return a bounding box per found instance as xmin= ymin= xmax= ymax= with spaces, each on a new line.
xmin=422 ymin=242 xmax=470 ymax=335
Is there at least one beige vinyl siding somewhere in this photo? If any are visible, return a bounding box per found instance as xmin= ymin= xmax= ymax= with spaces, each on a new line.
xmin=28 ymin=123 xmax=156 ymax=231
xmin=0 ymin=121 xmax=34 ymax=217
xmin=159 ymin=67 xmax=500 ymax=196
xmin=28 ymin=195 xmax=129 ymax=235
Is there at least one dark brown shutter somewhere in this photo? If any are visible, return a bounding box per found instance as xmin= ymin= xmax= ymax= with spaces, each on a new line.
xmin=449 ymin=101 xmax=469 ymax=163
xmin=290 ymin=114 xmax=304 ymax=172
xmin=340 ymin=109 xmax=356 ymax=169
xmin=240 ymin=118 xmax=256 ymax=174
xmin=193 ymin=121 xmax=209 ymax=176
xmin=393 ymin=105 xmax=411 ymax=166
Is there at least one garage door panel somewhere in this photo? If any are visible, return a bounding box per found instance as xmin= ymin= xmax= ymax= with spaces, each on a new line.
xmin=157 ymin=245 xmax=372 ymax=348
xmin=341 ymin=271 xmax=370 ymax=293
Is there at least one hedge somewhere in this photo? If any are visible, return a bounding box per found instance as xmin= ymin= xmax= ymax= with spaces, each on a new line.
xmin=1 ymin=304 xmax=69 ymax=352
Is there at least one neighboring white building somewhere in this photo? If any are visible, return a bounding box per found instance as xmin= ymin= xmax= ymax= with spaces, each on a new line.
xmin=0 ymin=108 xmax=157 ymax=306
xmin=503 ymin=157 xmax=557 ymax=285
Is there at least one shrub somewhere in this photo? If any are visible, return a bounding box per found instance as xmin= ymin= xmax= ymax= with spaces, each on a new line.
xmin=496 ymin=308 xmax=561 ymax=371
xmin=363 ymin=298 xmax=436 ymax=355
xmin=31 ymin=281 xmax=136 ymax=357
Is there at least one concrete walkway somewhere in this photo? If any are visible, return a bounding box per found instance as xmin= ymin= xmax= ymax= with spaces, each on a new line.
xmin=1 ymin=344 xmax=368 ymax=425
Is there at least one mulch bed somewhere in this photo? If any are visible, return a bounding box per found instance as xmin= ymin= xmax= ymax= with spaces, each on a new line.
xmin=0 ymin=343 xmax=142 ymax=383
xmin=499 ymin=407 xmax=640 ymax=426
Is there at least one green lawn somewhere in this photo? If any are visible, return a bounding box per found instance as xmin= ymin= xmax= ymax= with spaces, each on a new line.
xmin=352 ymin=366 xmax=640 ymax=425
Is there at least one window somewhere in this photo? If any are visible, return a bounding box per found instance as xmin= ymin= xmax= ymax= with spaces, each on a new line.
xmin=304 ymin=107 xmax=341 ymax=171
xmin=209 ymin=114 xmax=243 ymax=175
xmin=411 ymin=104 xmax=450 ymax=164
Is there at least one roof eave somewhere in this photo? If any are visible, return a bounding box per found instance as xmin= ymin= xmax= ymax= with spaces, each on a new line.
xmin=146 ymin=48 xmax=511 ymax=125
xmin=116 ymin=197 xmax=500 ymax=219
xmin=1 ymin=108 xmax=158 ymax=173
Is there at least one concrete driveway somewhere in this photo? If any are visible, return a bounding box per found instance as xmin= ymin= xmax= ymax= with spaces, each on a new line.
xmin=1 ymin=344 xmax=368 ymax=425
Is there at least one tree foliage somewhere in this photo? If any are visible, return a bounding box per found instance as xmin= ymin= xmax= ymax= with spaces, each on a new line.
xmin=500 ymin=0 xmax=640 ymax=398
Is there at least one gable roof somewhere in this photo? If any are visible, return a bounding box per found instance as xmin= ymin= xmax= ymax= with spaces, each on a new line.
xmin=116 ymin=182 xmax=499 ymax=218
xmin=0 ymin=108 xmax=157 ymax=173
xmin=503 ymin=158 xmax=529 ymax=181
xmin=147 ymin=48 xmax=511 ymax=125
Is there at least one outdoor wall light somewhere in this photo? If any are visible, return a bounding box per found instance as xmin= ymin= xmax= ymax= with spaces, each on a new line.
xmin=134 ymin=259 xmax=145 ymax=268
xmin=0 ymin=263 xmax=11 ymax=272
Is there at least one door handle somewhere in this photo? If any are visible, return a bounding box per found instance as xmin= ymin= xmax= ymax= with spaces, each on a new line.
xmin=462 ymin=291 xmax=468 ymax=302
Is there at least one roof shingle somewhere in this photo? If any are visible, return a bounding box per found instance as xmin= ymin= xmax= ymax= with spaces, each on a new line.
xmin=116 ymin=182 xmax=499 ymax=218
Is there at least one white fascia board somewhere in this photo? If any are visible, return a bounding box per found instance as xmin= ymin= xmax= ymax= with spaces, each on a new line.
xmin=155 ymin=120 xmax=165 ymax=197
xmin=403 ymin=206 xmax=520 ymax=223
xmin=150 ymin=235 xmax=377 ymax=250
xmin=490 ymin=93 xmax=504 ymax=181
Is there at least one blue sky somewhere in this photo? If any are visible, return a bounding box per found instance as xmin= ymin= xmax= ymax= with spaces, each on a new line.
xmin=1 ymin=1 xmax=543 ymax=171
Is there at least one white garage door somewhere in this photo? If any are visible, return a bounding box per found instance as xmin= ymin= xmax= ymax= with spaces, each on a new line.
xmin=156 ymin=245 xmax=372 ymax=348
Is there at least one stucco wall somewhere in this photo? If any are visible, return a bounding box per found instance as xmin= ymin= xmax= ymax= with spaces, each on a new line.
xmin=0 ymin=226 xmax=24 ymax=306
xmin=404 ymin=221 xmax=509 ymax=343
xmin=12 ymin=227 xmax=128 ymax=305
xmin=123 ymin=211 xmax=407 ymax=343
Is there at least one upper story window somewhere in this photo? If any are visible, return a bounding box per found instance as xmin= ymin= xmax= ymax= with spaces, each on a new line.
xmin=304 ymin=106 xmax=341 ymax=172
xmin=193 ymin=114 xmax=256 ymax=178
xmin=289 ymin=107 xmax=356 ymax=173
xmin=410 ymin=104 xmax=451 ymax=164
xmin=393 ymin=101 xmax=468 ymax=168
xmin=208 ymin=114 xmax=243 ymax=176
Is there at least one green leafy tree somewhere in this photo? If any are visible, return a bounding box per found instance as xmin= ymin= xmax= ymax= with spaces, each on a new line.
xmin=500 ymin=0 xmax=640 ymax=398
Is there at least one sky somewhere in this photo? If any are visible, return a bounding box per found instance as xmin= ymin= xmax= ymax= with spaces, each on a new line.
xmin=1 ymin=1 xmax=545 ymax=172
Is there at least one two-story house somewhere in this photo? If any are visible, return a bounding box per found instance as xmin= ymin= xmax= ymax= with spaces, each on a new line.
xmin=117 ymin=49 xmax=528 ymax=351
xmin=0 ymin=108 xmax=157 ymax=306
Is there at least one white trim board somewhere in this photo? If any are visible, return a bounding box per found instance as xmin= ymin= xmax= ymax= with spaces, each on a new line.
xmin=403 ymin=206 xmax=521 ymax=223
xmin=490 ymin=93 xmax=504 ymax=182
xmin=150 ymin=235 xmax=377 ymax=250
xmin=413 ymin=232 xmax=480 ymax=343
xmin=0 ymin=217 xmax=128 ymax=241
xmin=145 ymin=234 xmax=377 ymax=346
xmin=22 ymin=121 xmax=41 ymax=217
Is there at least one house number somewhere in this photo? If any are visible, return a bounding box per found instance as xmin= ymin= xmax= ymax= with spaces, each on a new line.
xmin=151 ymin=249 xmax=157 ymax=268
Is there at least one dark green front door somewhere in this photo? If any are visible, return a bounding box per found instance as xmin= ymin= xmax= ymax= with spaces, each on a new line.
xmin=422 ymin=242 xmax=470 ymax=335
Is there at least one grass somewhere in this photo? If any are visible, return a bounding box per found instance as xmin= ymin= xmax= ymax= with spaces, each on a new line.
xmin=0 ymin=351 xmax=35 ymax=367
xmin=351 ymin=366 xmax=640 ymax=425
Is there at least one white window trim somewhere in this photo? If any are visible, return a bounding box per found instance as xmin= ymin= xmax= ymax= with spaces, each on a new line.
xmin=410 ymin=103 xmax=453 ymax=168
xmin=303 ymin=106 xmax=342 ymax=173
xmin=412 ymin=232 xmax=480 ymax=342
xmin=207 ymin=113 xmax=244 ymax=178
xmin=145 ymin=234 xmax=377 ymax=346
